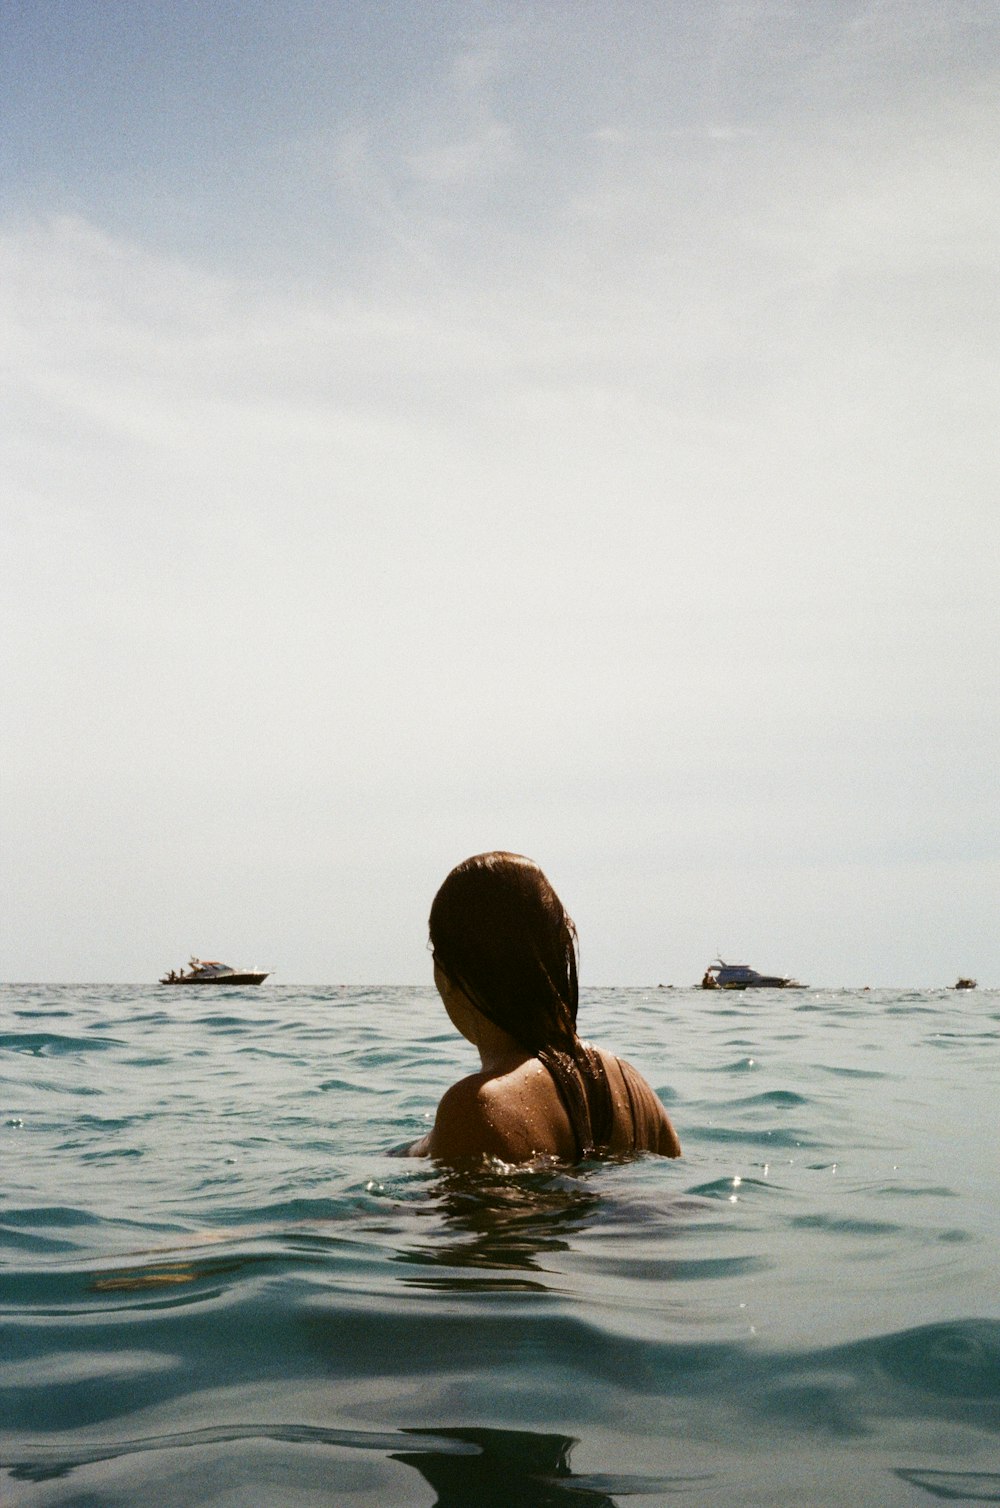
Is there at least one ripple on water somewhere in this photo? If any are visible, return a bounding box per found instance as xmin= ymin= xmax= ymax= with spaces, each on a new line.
xmin=872 ymin=1317 xmax=1000 ymax=1400
xmin=0 ymin=1032 xmax=124 ymax=1056
xmin=0 ymin=1203 xmax=172 ymax=1264
xmin=79 ymin=1146 xmax=146 ymax=1163
xmin=814 ymin=1064 xmax=888 ymax=1079
xmin=895 ymin=1469 xmax=1000 ymax=1500
xmin=1 ymin=1422 xmax=708 ymax=1501
xmin=790 ymin=1213 xmax=903 ymax=1237
xmin=730 ymin=1090 xmax=810 ymax=1108
xmin=871 ymin=1183 xmax=959 ymax=1200
xmin=689 ymin=1125 xmax=816 ymax=1149
xmin=687 ymin=1176 xmax=777 ymax=1200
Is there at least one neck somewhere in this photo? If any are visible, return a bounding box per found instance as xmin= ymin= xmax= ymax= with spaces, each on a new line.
xmin=473 ymin=1015 xmax=531 ymax=1075
xmin=436 ymin=966 xmax=532 ymax=1075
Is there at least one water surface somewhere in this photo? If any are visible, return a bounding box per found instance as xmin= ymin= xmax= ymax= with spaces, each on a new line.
xmin=3 ymin=983 xmax=998 ymax=1504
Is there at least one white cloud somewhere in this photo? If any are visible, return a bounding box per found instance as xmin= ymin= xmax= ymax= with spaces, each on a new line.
xmin=1 ymin=2 xmax=998 ymax=981
xmin=406 ymin=120 xmax=515 ymax=187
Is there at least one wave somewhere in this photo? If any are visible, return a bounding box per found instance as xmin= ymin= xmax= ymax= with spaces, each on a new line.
xmin=3 ymin=1422 xmax=713 ymax=1502
xmin=0 ymin=1031 xmax=123 ymax=1055
xmin=5 ymin=1316 xmax=998 ymax=1472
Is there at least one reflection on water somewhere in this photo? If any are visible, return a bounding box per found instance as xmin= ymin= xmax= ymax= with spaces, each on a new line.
xmin=394 ymin=1426 xmax=710 ymax=1505
xmin=393 ymin=1167 xmax=603 ymax=1288
xmin=5 ymin=1422 xmax=710 ymax=1503
xmin=895 ymin=1469 xmax=1000 ymax=1501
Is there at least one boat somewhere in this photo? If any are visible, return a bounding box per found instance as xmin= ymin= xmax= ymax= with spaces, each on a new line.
xmin=160 ymin=957 xmax=270 ymax=986
xmin=953 ymin=977 xmax=977 ymax=991
xmin=701 ymin=959 xmax=805 ymax=990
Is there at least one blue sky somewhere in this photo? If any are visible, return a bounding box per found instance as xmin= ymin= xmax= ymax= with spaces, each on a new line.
xmin=2 ymin=1 xmax=997 ymax=983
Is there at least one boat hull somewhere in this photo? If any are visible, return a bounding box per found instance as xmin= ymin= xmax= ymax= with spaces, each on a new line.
xmin=160 ymin=973 xmax=269 ymax=986
xmin=720 ymin=977 xmax=797 ymax=990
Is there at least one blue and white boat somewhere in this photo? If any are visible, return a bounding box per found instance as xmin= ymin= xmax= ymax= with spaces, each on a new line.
xmin=701 ymin=959 xmax=804 ymax=990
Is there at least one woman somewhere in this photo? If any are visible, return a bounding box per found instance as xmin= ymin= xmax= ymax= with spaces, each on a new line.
xmin=409 ymin=852 xmax=681 ymax=1164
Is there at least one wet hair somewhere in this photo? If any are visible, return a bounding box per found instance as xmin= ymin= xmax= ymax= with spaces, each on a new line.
xmin=429 ymin=851 xmax=578 ymax=1051
xmin=429 ymin=852 xmax=613 ymax=1154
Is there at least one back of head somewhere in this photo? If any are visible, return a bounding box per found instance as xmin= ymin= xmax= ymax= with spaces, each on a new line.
xmin=428 ymin=851 xmax=579 ymax=1054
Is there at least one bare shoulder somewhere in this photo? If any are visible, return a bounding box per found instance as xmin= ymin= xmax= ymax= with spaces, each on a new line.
xmin=411 ymin=1053 xmax=679 ymax=1165
xmin=598 ymin=1050 xmax=682 ymax=1158
xmin=424 ymin=1062 xmax=573 ymax=1165
xmin=425 ymin=1072 xmax=527 ymax=1163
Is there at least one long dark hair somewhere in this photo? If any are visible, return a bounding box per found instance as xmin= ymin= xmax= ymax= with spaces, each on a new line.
xmin=429 ymin=852 xmax=612 ymax=1154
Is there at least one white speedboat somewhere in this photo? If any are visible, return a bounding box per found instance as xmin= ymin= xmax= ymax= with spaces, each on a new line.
xmin=160 ymin=958 xmax=270 ymax=986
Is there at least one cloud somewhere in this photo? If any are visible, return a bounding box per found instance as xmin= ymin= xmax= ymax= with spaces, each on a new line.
xmin=406 ymin=120 xmax=515 ymax=187
xmin=1 ymin=1 xmax=998 ymax=979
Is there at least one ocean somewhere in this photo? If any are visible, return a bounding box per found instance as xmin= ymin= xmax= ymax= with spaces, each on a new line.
xmin=2 ymin=982 xmax=998 ymax=1506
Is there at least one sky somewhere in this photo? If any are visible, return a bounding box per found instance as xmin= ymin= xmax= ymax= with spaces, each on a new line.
xmin=1 ymin=0 xmax=997 ymax=986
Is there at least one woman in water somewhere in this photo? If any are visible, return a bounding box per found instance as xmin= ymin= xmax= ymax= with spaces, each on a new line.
xmin=409 ymin=852 xmax=681 ymax=1164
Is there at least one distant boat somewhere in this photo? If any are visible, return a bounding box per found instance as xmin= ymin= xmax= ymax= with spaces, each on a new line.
xmin=953 ymin=977 xmax=977 ymax=991
xmin=701 ymin=959 xmax=805 ymax=990
xmin=160 ymin=957 xmax=270 ymax=986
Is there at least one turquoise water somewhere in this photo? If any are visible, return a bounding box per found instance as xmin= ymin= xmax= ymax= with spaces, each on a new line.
xmin=2 ymin=983 xmax=999 ymax=1506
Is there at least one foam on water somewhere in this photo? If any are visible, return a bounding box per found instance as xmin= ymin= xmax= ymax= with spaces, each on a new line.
xmin=2 ymin=983 xmax=999 ymax=1505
